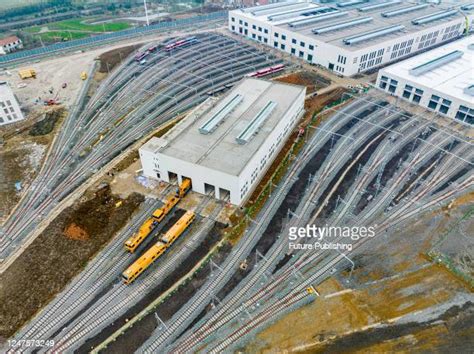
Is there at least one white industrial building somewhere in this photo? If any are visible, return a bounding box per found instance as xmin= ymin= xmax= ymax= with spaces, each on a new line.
xmin=229 ymin=0 xmax=474 ymax=76
xmin=0 ymin=81 xmax=25 ymax=126
xmin=376 ymin=36 xmax=474 ymax=126
xmin=140 ymin=78 xmax=306 ymax=205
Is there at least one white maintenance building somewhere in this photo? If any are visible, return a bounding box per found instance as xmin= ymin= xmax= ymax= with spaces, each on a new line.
xmin=376 ymin=36 xmax=474 ymax=126
xmin=0 ymin=81 xmax=25 ymax=126
xmin=140 ymin=78 xmax=306 ymax=205
xmin=229 ymin=1 xmax=474 ymax=76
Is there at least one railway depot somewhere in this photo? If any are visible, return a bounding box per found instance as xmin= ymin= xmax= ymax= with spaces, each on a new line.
xmin=376 ymin=36 xmax=474 ymax=126
xmin=139 ymin=78 xmax=306 ymax=205
xmin=229 ymin=0 xmax=474 ymax=76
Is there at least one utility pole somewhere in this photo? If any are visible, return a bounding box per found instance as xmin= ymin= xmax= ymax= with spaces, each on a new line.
xmin=144 ymin=0 xmax=150 ymax=26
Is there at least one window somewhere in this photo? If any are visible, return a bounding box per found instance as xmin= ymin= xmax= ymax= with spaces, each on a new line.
xmin=307 ymin=54 xmax=313 ymax=62
xmin=231 ymin=17 xmax=235 ymax=22
xmin=252 ymin=33 xmax=256 ymax=39
xmin=239 ymin=19 xmax=242 ymax=25
xmin=291 ymin=48 xmax=296 ymax=55
xmin=264 ymin=29 xmax=268 ymax=34
xmin=439 ymin=99 xmax=452 ymax=115
xmin=274 ymin=32 xmax=279 ymax=38
xmin=280 ymin=44 xmax=285 ymax=50
xmin=244 ymin=22 xmax=248 ymax=27
xmin=439 ymin=105 xmax=449 ymax=114
xmin=428 ymin=94 xmax=440 ymax=110
xmin=258 ymin=26 xmax=262 ymax=32
xmin=231 ymin=25 xmax=235 ymax=31
xmin=258 ymin=35 xmax=262 ymax=41
xmin=455 ymin=105 xmax=474 ymax=124
xmin=292 ymin=38 xmax=297 ymax=44
xmin=274 ymin=41 xmax=278 ymax=47
xmin=239 ymin=27 xmax=242 ymax=34
xmin=300 ymin=41 xmax=305 ymax=47
xmin=264 ymin=38 xmax=268 ymax=43
xmin=309 ymin=44 xmax=314 ymax=50
xmin=244 ymin=29 xmax=248 ymax=35
xmin=387 ymin=79 xmax=398 ymax=92
xmin=252 ymin=24 xmax=256 ymax=29
xmin=299 ymin=51 xmax=304 ymax=58
xmin=282 ymin=34 xmax=286 ymax=40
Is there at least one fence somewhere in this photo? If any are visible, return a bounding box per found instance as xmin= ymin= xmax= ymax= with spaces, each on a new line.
xmin=0 ymin=11 xmax=228 ymax=65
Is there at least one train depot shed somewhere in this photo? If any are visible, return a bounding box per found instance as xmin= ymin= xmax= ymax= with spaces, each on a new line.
xmin=140 ymin=78 xmax=306 ymax=205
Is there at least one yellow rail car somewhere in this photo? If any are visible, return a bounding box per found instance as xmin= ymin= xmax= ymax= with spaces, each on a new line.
xmin=122 ymin=211 xmax=196 ymax=284
xmin=122 ymin=242 xmax=167 ymax=284
xmin=161 ymin=210 xmax=195 ymax=245
xmin=124 ymin=195 xmax=180 ymax=253
xmin=176 ymin=178 xmax=191 ymax=198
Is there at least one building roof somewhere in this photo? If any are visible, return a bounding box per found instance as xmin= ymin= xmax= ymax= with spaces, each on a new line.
xmin=233 ymin=0 xmax=471 ymax=51
xmin=141 ymin=78 xmax=305 ymax=176
xmin=380 ymin=36 xmax=474 ymax=105
xmin=0 ymin=36 xmax=20 ymax=46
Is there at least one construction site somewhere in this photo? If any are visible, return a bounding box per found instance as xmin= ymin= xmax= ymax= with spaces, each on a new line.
xmin=0 ymin=1 xmax=473 ymax=353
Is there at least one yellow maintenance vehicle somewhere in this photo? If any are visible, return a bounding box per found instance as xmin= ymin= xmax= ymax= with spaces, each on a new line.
xmin=122 ymin=211 xmax=195 ymax=284
xmin=124 ymin=195 xmax=180 ymax=253
xmin=176 ymin=178 xmax=192 ymax=198
xmin=124 ymin=178 xmax=191 ymax=253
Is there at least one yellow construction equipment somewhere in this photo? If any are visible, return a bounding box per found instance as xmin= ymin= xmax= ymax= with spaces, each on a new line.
xmin=122 ymin=211 xmax=195 ymax=284
xmin=80 ymin=71 xmax=88 ymax=80
xmin=176 ymin=178 xmax=191 ymax=198
xmin=124 ymin=195 xmax=180 ymax=253
xmin=18 ymin=69 xmax=36 ymax=80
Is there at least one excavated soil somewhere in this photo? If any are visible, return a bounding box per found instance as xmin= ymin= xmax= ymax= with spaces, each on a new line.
xmin=0 ymin=186 xmax=143 ymax=340
xmin=276 ymin=71 xmax=331 ymax=93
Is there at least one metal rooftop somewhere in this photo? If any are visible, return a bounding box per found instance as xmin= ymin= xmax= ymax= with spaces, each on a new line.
xmin=141 ymin=78 xmax=305 ymax=176
xmin=236 ymin=0 xmax=468 ymax=51
xmin=380 ymin=36 xmax=474 ymax=105
xmin=409 ymin=50 xmax=464 ymax=76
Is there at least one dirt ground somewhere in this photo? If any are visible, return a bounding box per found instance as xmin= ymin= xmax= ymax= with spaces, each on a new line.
xmin=275 ymin=71 xmax=331 ymax=94
xmin=244 ymin=200 xmax=474 ymax=353
xmin=97 ymin=44 xmax=141 ymax=73
xmin=0 ymin=108 xmax=66 ymax=223
xmin=0 ymin=185 xmax=144 ymax=340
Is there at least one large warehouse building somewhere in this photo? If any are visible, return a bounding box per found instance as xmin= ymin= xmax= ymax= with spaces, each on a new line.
xmin=228 ymin=0 xmax=474 ymax=76
xmin=0 ymin=81 xmax=24 ymax=126
xmin=140 ymin=78 xmax=306 ymax=205
xmin=376 ymin=36 xmax=473 ymax=126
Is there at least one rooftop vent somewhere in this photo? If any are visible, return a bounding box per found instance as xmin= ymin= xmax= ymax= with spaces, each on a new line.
xmin=343 ymin=25 xmax=405 ymax=45
xmin=411 ymin=9 xmax=458 ymax=25
xmin=312 ymin=17 xmax=373 ymax=34
xmin=236 ymin=101 xmax=277 ymax=145
xmin=381 ymin=4 xmax=429 ymax=18
xmin=409 ymin=50 xmax=464 ymax=76
xmin=199 ymin=94 xmax=243 ymax=134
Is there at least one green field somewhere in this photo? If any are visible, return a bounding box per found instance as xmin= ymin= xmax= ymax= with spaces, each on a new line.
xmin=24 ymin=18 xmax=131 ymax=34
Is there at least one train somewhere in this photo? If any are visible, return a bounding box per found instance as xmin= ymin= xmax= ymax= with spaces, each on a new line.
xmin=246 ymin=64 xmax=285 ymax=78
xmin=124 ymin=179 xmax=191 ymax=253
xmin=122 ymin=210 xmax=196 ymax=284
xmin=164 ymin=36 xmax=198 ymax=52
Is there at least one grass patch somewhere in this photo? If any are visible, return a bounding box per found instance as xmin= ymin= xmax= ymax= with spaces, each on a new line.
xmin=24 ymin=18 xmax=131 ymax=34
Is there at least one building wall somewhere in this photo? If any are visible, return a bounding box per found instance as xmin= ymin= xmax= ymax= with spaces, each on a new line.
xmin=375 ymin=72 xmax=474 ymax=126
xmin=139 ymin=86 xmax=306 ymax=205
xmin=228 ymin=9 xmax=471 ymax=76
xmin=237 ymin=88 xmax=305 ymax=202
xmin=0 ymin=82 xmax=24 ymax=126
